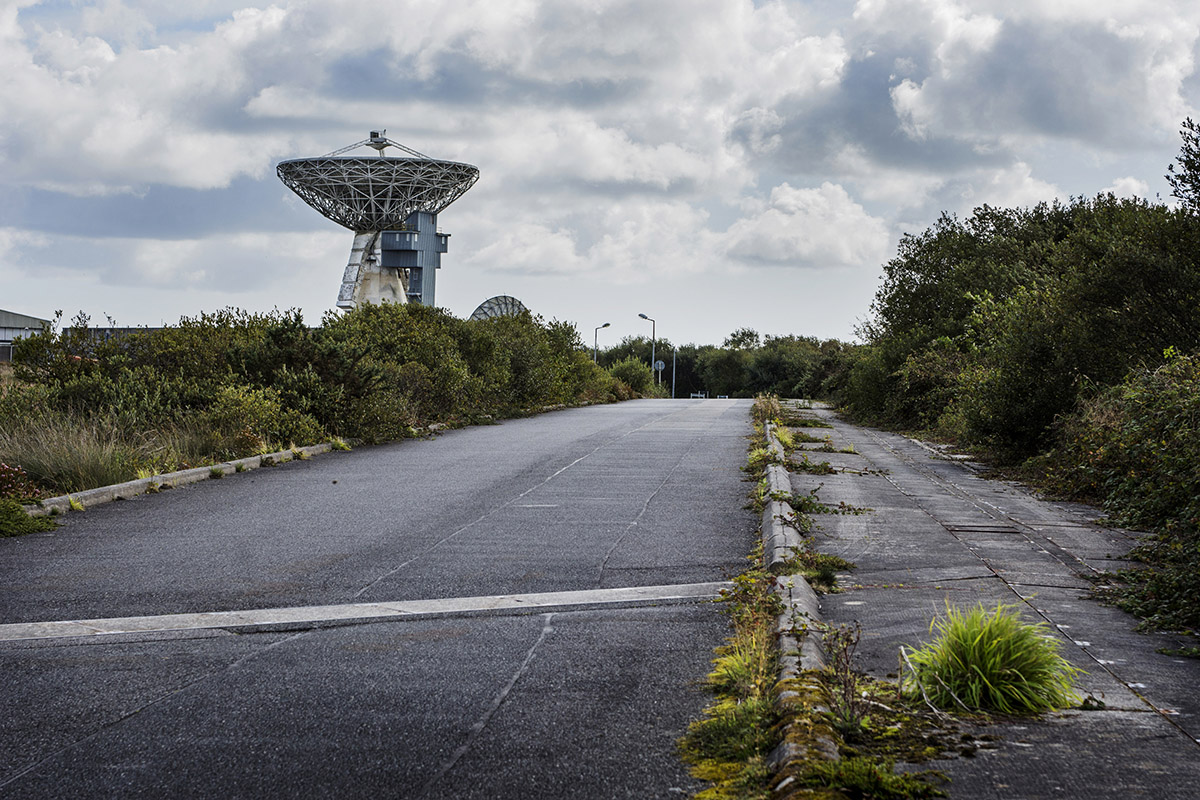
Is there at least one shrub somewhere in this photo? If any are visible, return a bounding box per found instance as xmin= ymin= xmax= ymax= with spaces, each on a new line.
xmin=1033 ymin=351 xmax=1200 ymax=630
xmin=901 ymin=602 xmax=1082 ymax=713
xmin=608 ymin=356 xmax=653 ymax=395
xmin=199 ymin=384 xmax=326 ymax=457
xmin=0 ymin=463 xmax=45 ymax=501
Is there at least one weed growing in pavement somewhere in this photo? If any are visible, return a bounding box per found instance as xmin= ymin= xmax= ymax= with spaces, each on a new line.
xmin=1157 ymin=643 xmax=1200 ymax=659
xmin=234 ymin=462 xmax=246 ymax=473
xmin=209 ymin=466 xmax=224 ymax=479
xmin=823 ymin=622 xmax=870 ymax=739
xmin=747 ymin=477 xmax=769 ymax=513
xmin=900 ymin=602 xmax=1083 ymax=714
xmin=688 ymin=395 xmax=960 ymax=800
xmin=773 ymin=425 xmax=795 ymax=453
xmin=789 ymin=487 xmax=872 ymax=516
xmin=745 ymin=446 xmax=781 ymax=475
xmin=751 ymin=395 xmax=783 ymax=426
xmin=329 ymin=437 xmax=352 ymax=451
xmin=681 ymin=547 xmax=783 ymax=799
xmin=790 ymin=454 xmax=836 ymax=475
xmin=795 ymin=757 xmax=946 ymax=799
xmin=782 ymin=549 xmax=857 ymax=593
xmin=0 ymin=499 xmax=58 ymax=537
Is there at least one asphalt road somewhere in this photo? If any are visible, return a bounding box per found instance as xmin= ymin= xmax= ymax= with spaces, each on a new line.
xmin=0 ymin=399 xmax=758 ymax=798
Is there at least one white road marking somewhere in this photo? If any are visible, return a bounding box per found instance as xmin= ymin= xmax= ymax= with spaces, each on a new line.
xmin=0 ymin=581 xmax=730 ymax=642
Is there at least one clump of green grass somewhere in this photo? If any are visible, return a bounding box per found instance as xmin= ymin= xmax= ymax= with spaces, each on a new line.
xmin=783 ymin=549 xmax=856 ymax=592
xmin=745 ymin=446 xmax=779 ymax=474
xmin=0 ymin=499 xmax=58 ymax=537
xmin=681 ymin=552 xmax=783 ymax=798
xmin=901 ymin=602 xmax=1083 ymax=713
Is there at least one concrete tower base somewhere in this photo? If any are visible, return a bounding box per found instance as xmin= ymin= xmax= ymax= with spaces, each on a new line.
xmin=336 ymin=231 xmax=408 ymax=309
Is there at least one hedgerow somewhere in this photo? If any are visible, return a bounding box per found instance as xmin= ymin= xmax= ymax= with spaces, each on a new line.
xmin=0 ymin=304 xmax=630 ymax=500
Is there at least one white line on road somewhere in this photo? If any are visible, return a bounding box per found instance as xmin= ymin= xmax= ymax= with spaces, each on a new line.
xmin=0 ymin=582 xmax=730 ymax=643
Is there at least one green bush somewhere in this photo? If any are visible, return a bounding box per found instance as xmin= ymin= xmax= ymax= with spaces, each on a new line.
xmin=199 ymin=384 xmax=326 ymax=457
xmin=901 ymin=603 xmax=1082 ymax=713
xmin=3 ymin=303 xmax=630 ymax=495
xmin=609 ymin=356 xmax=653 ymax=395
xmin=1033 ymin=351 xmax=1200 ymax=630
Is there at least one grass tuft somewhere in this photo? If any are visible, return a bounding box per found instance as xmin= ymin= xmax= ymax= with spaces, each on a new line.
xmin=901 ymin=602 xmax=1083 ymax=713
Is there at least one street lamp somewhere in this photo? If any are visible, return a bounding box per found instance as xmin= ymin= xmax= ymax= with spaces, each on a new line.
xmin=638 ymin=313 xmax=657 ymax=385
xmin=593 ymin=322 xmax=610 ymax=363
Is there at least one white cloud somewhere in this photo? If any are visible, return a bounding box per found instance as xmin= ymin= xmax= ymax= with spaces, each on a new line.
xmin=2 ymin=0 xmax=1199 ymax=343
xmin=723 ymin=182 xmax=890 ymax=268
xmin=463 ymin=223 xmax=585 ymax=276
xmin=1102 ymin=176 xmax=1151 ymax=199
xmin=950 ymin=162 xmax=1062 ymax=211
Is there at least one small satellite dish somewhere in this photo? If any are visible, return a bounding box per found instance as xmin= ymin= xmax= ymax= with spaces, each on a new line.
xmin=470 ymin=296 xmax=528 ymax=321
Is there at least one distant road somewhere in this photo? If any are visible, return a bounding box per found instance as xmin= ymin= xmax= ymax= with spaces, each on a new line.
xmin=0 ymin=399 xmax=757 ymax=798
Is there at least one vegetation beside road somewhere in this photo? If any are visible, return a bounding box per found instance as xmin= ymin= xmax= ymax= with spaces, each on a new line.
xmin=0 ymin=303 xmax=632 ymax=509
xmin=831 ymin=121 xmax=1200 ymax=637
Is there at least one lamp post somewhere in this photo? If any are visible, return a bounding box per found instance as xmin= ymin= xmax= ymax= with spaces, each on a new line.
xmin=638 ymin=313 xmax=656 ymax=385
xmin=593 ymin=322 xmax=610 ymax=363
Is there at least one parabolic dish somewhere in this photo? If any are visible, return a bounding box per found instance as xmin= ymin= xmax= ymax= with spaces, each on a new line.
xmin=277 ymin=156 xmax=480 ymax=232
xmin=470 ymin=296 xmax=529 ymax=321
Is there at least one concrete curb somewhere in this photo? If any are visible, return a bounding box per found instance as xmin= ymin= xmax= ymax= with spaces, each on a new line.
xmin=16 ymin=401 xmax=612 ymax=519
xmin=762 ymin=417 xmax=839 ymax=773
xmin=22 ymin=442 xmax=335 ymax=517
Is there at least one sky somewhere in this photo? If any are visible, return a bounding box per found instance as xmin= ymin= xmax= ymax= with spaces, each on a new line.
xmin=1 ymin=0 xmax=1198 ymax=348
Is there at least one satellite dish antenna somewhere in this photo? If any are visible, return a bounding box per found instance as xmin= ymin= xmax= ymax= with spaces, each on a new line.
xmin=277 ymin=132 xmax=479 ymax=309
xmin=470 ymin=296 xmax=529 ymax=321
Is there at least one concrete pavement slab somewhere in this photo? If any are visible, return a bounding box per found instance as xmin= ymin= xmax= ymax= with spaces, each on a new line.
xmin=788 ymin=410 xmax=1200 ymax=796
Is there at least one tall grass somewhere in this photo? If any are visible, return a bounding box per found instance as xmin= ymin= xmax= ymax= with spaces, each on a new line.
xmin=0 ymin=415 xmax=143 ymax=494
xmin=901 ymin=602 xmax=1083 ymax=714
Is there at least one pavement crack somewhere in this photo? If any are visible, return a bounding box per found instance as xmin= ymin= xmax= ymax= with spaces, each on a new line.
xmin=417 ymin=613 xmax=555 ymax=797
xmin=352 ymin=408 xmax=694 ymax=600
xmin=0 ymin=630 xmax=310 ymax=790
xmin=596 ymin=413 xmax=716 ymax=587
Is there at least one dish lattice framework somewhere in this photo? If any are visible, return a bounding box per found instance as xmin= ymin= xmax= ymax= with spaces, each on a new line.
xmin=277 ymin=134 xmax=480 ymax=232
xmin=470 ymin=296 xmax=528 ymax=321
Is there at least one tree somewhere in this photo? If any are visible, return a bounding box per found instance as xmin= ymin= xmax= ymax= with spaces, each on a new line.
xmin=1166 ymin=117 xmax=1200 ymax=214
xmin=723 ymin=328 xmax=760 ymax=350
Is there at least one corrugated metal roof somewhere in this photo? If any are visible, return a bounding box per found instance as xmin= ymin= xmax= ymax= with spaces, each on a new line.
xmin=0 ymin=309 xmax=50 ymax=329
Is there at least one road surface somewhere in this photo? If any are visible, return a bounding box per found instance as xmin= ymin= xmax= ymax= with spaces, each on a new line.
xmin=1 ymin=399 xmax=758 ymax=799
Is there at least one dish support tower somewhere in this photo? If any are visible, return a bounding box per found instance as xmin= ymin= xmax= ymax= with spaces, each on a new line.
xmin=338 ymin=212 xmax=448 ymax=308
